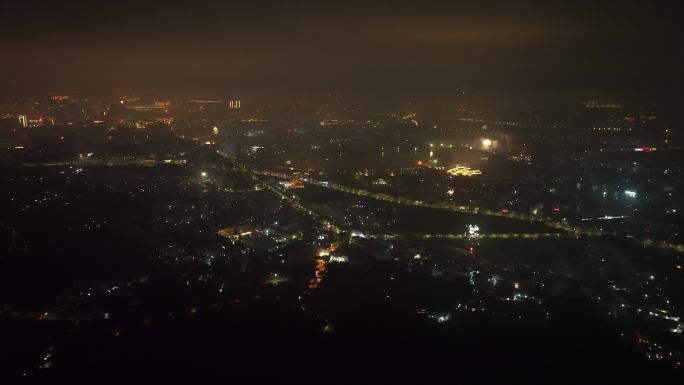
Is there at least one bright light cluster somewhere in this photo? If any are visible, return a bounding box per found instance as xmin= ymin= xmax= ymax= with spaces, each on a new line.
xmin=467 ymin=224 xmax=480 ymax=238
xmin=447 ymin=166 xmax=482 ymax=176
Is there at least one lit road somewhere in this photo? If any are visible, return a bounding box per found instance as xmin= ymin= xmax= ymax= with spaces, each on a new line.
xmin=377 ymin=232 xmax=575 ymax=241
xmin=20 ymin=159 xmax=188 ymax=167
xmin=249 ymin=173 xmax=341 ymax=234
xmin=254 ymin=170 xmax=592 ymax=235
xmin=253 ymin=170 xmax=684 ymax=253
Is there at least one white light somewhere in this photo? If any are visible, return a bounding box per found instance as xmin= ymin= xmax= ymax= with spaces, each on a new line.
xmin=201 ymin=172 xmax=207 ymax=177
xmin=624 ymin=190 xmax=637 ymax=198
xmin=482 ymin=138 xmax=492 ymax=147
xmin=329 ymin=255 xmax=349 ymax=263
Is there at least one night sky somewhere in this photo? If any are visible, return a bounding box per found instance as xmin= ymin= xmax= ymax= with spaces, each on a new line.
xmin=1 ymin=0 xmax=680 ymax=101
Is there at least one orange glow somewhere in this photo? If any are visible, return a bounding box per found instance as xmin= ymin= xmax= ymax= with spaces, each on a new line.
xmin=290 ymin=179 xmax=305 ymax=189
xmin=307 ymin=258 xmax=327 ymax=291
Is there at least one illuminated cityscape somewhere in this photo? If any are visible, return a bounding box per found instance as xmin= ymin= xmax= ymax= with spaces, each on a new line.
xmin=0 ymin=0 xmax=682 ymax=383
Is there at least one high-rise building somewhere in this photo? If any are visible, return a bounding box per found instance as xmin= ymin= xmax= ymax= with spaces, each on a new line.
xmin=18 ymin=115 xmax=28 ymax=128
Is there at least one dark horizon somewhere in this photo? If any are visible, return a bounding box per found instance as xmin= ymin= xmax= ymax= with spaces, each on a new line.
xmin=1 ymin=0 xmax=681 ymax=103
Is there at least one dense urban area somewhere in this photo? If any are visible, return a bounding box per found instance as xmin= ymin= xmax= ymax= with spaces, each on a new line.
xmin=1 ymin=94 xmax=682 ymax=381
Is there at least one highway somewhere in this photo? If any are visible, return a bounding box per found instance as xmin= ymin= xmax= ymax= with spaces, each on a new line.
xmin=253 ymin=170 xmax=684 ymax=253
xmin=253 ymin=170 xmax=597 ymax=236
